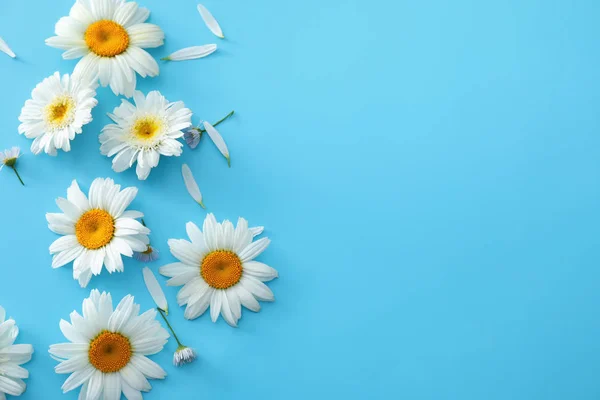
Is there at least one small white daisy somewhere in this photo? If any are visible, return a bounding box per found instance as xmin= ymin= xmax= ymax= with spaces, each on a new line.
xmin=45 ymin=0 xmax=164 ymax=97
xmin=47 ymin=177 xmax=150 ymax=287
xmin=100 ymin=90 xmax=192 ymax=180
xmin=49 ymin=290 xmax=169 ymax=399
xmin=1 ymin=147 xmax=24 ymax=185
xmin=18 ymin=71 xmax=97 ymax=156
xmin=173 ymin=346 xmax=196 ymax=367
xmin=160 ymin=213 xmax=278 ymax=327
xmin=0 ymin=306 xmax=34 ymax=397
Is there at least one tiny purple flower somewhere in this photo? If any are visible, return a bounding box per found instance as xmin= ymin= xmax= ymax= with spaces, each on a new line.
xmin=184 ymin=127 xmax=202 ymax=149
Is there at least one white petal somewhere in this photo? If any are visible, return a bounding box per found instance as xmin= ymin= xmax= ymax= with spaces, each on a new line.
xmin=142 ymin=267 xmax=168 ymax=313
xmin=249 ymin=226 xmax=264 ymax=237
xmin=0 ymin=37 xmax=15 ymax=58
xmin=204 ymin=121 xmax=230 ymax=166
xmin=239 ymin=237 xmax=271 ymax=262
xmin=163 ymin=44 xmax=217 ymax=61
xmin=182 ymin=164 xmax=205 ymax=208
xmin=197 ymin=4 xmax=224 ymax=38
xmin=209 ymin=290 xmax=222 ymax=322
xmin=243 ymin=261 xmax=278 ymax=282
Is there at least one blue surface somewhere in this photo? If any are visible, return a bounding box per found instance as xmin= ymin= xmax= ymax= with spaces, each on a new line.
xmin=1 ymin=0 xmax=600 ymax=398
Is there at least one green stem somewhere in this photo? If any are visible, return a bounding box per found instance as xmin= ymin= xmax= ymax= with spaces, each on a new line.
xmin=157 ymin=307 xmax=183 ymax=347
xmin=198 ymin=110 xmax=235 ymax=132
xmin=11 ymin=166 xmax=24 ymax=186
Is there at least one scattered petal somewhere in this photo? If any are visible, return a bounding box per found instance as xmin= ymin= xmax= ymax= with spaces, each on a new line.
xmin=203 ymin=121 xmax=230 ymax=167
xmin=142 ymin=267 xmax=168 ymax=314
xmin=182 ymin=164 xmax=205 ymax=208
xmin=0 ymin=37 xmax=15 ymax=58
xmin=197 ymin=4 xmax=224 ymax=38
xmin=162 ymin=45 xmax=217 ymax=61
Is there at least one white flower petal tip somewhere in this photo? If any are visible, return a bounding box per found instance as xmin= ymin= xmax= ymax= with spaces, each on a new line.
xmin=0 ymin=37 xmax=16 ymax=58
xmin=173 ymin=346 xmax=197 ymax=367
xmin=250 ymin=226 xmax=265 ymax=237
xmin=182 ymin=164 xmax=206 ymax=209
xmin=143 ymin=267 xmax=168 ymax=314
xmin=161 ymin=44 xmax=217 ymax=62
xmin=197 ymin=4 xmax=224 ymax=38
xmin=203 ymin=121 xmax=230 ymax=167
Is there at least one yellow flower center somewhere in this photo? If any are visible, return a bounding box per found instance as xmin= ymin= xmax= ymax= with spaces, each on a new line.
xmin=75 ymin=209 xmax=115 ymax=250
xmin=3 ymin=157 xmax=17 ymax=167
xmin=131 ymin=117 xmax=164 ymax=141
xmin=45 ymin=96 xmax=75 ymax=130
xmin=84 ymin=20 xmax=130 ymax=57
xmin=201 ymin=250 xmax=243 ymax=289
xmin=142 ymin=246 xmax=154 ymax=255
xmin=88 ymin=331 xmax=132 ymax=373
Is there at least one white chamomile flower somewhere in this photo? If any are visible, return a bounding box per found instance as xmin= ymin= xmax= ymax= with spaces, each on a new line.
xmin=173 ymin=346 xmax=196 ymax=367
xmin=100 ymin=90 xmax=192 ymax=180
xmin=49 ymin=290 xmax=169 ymax=399
xmin=47 ymin=177 xmax=150 ymax=288
xmin=18 ymin=71 xmax=98 ymax=156
xmin=45 ymin=0 xmax=164 ymax=97
xmin=0 ymin=306 xmax=34 ymax=397
xmin=160 ymin=213 xmax=278 ymax=327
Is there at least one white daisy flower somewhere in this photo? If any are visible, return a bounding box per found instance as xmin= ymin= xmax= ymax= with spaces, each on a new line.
xmin=18 ymin=71 xmax=98 ymax=156
xmin=49 ymin=289 xmax=169 ymax=399
xmin=100 ymin=90 xmax=192 ymax=180
xmin=47 ymin=178 xmax=150 ymax=288
xmin=159 ymin=213 xmax=278 ymax=327
xmin=45 ymin=0 xmax=165 ymax=97
xmin=1 ymin=147 xmax=24 ymax=185
xmin=0 ymin=306 xmax=34 ymax=397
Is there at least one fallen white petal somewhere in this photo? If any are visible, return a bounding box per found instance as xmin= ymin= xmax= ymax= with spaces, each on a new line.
xmin=142 ymin=267 xmax=168 ymax=314
xmin=0 ymin=37 xmax=15 ymax=58
xmin=162 ymin=45 xmax=217 ymax=61
xmin=197 ymin=4 xmax=224 ymax=38
xmin=204 ymin=121 xmax=230 ymax=167
xmin=182 ymin=164 xmax=205 ymax=208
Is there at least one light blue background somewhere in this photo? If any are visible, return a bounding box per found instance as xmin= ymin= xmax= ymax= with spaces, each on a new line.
xmin=1 ymin=0 xmax=599 ymax=398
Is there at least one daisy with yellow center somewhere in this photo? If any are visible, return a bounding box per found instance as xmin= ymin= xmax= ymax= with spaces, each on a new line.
xmin=100 ymin=90 xmax=192 ymax=180
xmin=18 ymin=72 xmax=97 ymax=156
xmin=45 ymin=0 xmax=164 ymax=97
xmin=160 ymin=214 xmax=278 ymax=327
xmin=49 ymin=290 xmax=169 ymax=399
xmin=47 ymin=177 xmax=150 ymax=288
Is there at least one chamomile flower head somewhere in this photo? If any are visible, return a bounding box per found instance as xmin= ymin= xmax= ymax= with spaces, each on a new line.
xmin=49 ymin=290 xmax=169 ymax=399
xmin=100 ymin=90 xmax=192 ymax=180
xmin=18 ymin=71 xmax=98 ymax=156
xmin=45 ymin=0 xmax=165 ymax=97
xmin=133 ymin=245 xmax=159 ymax=262
xmin=159 ymin=214 xmax=278 ymax=327
xmin=173 ymin=346 xmax=196 ymax=367
xmin=0 ymin=306 xmax=34 ymax=397
xmin=0 ymin=147 xmax=20 ymax=170
xmin=47 ymin=178 xmax=150 ymax=288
